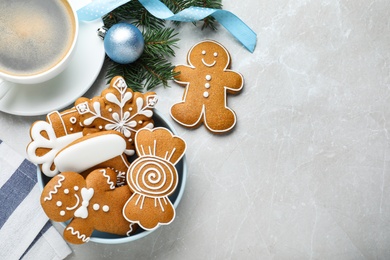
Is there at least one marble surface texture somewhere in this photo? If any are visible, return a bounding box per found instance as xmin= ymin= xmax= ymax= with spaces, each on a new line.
xmin=1 ymin=0 xmax=390 ymax=259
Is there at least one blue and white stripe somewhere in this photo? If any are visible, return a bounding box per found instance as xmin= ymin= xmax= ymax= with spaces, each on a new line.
xmin=0 ymin=140 xmax=71 ymax=259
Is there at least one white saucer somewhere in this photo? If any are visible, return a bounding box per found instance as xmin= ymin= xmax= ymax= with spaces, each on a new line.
xmin=0 ymin=19 xmax=105 ymax=116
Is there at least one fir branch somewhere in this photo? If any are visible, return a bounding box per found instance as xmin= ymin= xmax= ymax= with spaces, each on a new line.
xmin=106 ymin=58 xmax=145 ymax=92
xmin=105 ymin=27 xmax=180 ymax=91
xmin=104 ymin=0 xmax=223 ymax=91
xmin=139 ymin=55 xmax=179 ymax=90
xmin=144 ymin=28 xmax=179 ymax=58
xmin=103 ymin=1 xmax=165 ymax=30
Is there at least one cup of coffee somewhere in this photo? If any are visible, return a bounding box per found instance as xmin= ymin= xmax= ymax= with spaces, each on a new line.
xmin=0 ymin=0 xmax=79 ymax=84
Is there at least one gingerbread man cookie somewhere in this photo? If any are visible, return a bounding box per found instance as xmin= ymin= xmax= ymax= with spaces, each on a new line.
xmin=171 ymin=40 xmax=244 ymax=133
xmin=40 ymin=168 xmax=134 ymax=244
xmin=123 ymin=127 xmax=186 ymax=231
xmin=75 ymin=76 xmax=158 ymax=156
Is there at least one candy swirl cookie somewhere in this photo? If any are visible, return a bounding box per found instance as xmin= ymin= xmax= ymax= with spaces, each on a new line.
xmin=123 ymin=127 xmax=186 ymax=230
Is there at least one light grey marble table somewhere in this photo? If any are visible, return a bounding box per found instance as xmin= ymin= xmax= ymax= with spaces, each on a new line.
xmin=1 ymin=1 xmax=390 ymax=259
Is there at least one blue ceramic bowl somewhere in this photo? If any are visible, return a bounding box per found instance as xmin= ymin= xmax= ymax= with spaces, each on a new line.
xmin=37 ymin=109 xmax=187 ymax=244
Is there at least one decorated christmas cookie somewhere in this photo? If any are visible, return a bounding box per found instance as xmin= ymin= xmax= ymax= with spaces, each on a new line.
xmin=54 ymin=130 xmax=130 ymax=185
xmin=123 ymin=127 xmax=186 ymax=231
xmin=54 ymin=130 xmax=126 ymax=174
xmin=40 ymin=168 xmax=135 ymax=244
xmin=75 ymin=76 xmax=158 ymax=156
xmin=171 ymin=40 xmax=244 ymax=133
xmin=27 ymin=108 xmax=84 ymax=177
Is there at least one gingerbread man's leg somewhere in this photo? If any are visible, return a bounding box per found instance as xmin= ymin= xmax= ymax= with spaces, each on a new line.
xmin=171 ymin=100 xmax=204 ymax=128
xmin=203 ymin=92 xmax=237 ymax=132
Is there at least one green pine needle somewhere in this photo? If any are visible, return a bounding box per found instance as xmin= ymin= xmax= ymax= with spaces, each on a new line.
xmin=144 ymin=28 xmax=179 ymax=58
xmin=103 ymin=0 xmax=222 ymax=91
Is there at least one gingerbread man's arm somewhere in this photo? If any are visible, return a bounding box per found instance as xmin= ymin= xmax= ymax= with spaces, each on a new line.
xmin=173 ymin=65 xmax=197 ymax=86
xmin=86 ymin=168 xmax=117 ymax=193
xmin=64 ymin=218 xmax=94 ymax=244
xmin=223 ymin=70 xmax=244 ymax=94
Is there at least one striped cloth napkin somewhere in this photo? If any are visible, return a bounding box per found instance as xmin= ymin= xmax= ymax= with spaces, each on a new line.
xmin=0 ymin=139 xmax=72 ymax=260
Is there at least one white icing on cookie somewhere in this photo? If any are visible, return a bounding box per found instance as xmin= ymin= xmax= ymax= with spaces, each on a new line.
xmin=70 ymin=117 xmax=77 ymax=124
xmin=27 ymin=121 xmax=83 ymax=177
xmin=54 ymin=133 xmax=126 ymax=173
xmin=66 ymin=227 xmax=90 ymax=243
xmin=44 ymin=175 xmax=65 ymax=201
xmin=202 ymin=59 xmax=216 ymax=67
xmin=75 ymin=78 xmax=157 ymax=142
xmin=66 ymin=194 xmax=80 ymax=211
xmin=101 ymin=169 xmax=115 ymax=190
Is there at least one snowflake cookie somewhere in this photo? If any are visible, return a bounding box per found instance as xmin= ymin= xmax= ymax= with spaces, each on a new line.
xmin=75 ymin=76 xmax=158 ymax=156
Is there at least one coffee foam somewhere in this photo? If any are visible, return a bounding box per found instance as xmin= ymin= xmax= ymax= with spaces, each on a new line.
xmin=0 ymin=0 xmax=75 ymax=76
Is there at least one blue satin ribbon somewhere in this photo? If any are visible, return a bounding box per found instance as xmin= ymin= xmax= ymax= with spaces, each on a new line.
xmin=77 ymin=0 xmax=257 ymax=52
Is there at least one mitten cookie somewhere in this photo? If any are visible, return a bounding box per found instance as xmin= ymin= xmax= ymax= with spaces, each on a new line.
xmin=27 ymin=108 xmax=84 ymax=177
xmin=40 ymin=168 xmax=135 ymax=244
xmin=54 ymin=130 xmax=130 ymax=185
xmin=123 ymin=127 xmax=186 ymax=231
xmin=171 ymin=40 xmax=244 ymax=133
xmin=75 ymin=76 xmax=158 ymax=156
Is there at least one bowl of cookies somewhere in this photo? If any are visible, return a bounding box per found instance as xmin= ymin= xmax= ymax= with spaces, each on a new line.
xmin=30 ymin=76 xmax=187 ymax=244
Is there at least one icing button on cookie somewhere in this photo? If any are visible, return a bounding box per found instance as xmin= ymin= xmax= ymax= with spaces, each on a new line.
xmin=93 ymin=204 xmax=100 ymax=211
xmin=203 ymin=91 xmax=209 ymax=98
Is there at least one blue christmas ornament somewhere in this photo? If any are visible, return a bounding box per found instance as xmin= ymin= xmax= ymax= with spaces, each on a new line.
xmin=100 ymin=23 xmax=144 ymax=64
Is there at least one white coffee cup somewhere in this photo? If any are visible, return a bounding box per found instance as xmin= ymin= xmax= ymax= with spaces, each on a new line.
xmin=0 ymin=0 xmax=79 ymax=85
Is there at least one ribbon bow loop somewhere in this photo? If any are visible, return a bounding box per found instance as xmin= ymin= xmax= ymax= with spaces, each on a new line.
xmin=77 ymin=0 xmax=256 ymax=52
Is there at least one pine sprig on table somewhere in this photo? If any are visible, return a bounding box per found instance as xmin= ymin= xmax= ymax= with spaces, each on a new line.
xmin=103 ymin=0 xmax=222 ymax=91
